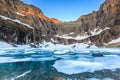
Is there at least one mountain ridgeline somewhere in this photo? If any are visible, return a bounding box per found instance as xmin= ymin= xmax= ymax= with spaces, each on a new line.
xmin=0 ymin=0 xmax=120 ymax=47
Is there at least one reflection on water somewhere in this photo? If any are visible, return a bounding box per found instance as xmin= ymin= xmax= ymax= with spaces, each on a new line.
xmin=0 ymin=61 xmax=120 ymax=80
xmin=0 ymin=48 xmax=120 ymax=80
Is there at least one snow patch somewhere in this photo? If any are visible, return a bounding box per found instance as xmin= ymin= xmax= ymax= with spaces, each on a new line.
xmin=55 ymin=34 xmax=89 ymax=40
xmin=51 ymin=38 xmax=57 ymax=43
xmin=55 ymin=27 xmax=110 ymax=40
xmin=16 ymin=45 xmax=31 ymax=49
xmin=69 ymin=32 xmax=74 ymax=35
xmin=91 ymin=27 xmax=110 ymax=36
xmin=0 ymin=15 xmax=34 ymax=29
xmin=16 ymin=12 xmax=25 ymax=16
xmin=108 ymin=37 xmax=120 ymax=44
xmin=0 ymin=41 xmax=13 ymax=48
xmin=39 ymin=41 xmax=97 ymax=52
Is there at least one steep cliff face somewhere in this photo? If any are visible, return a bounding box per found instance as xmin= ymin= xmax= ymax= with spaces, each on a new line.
xmin=56 ymin=0 xmax=120 ymax=47
xmin=0 ymin=0 xmax=120 ymax=47
xmin=0 ymin=0 xmax=61 ymax=46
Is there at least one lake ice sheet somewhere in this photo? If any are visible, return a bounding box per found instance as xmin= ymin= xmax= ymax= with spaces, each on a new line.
xmin=0 ymin=47 xmax=120 ymax=80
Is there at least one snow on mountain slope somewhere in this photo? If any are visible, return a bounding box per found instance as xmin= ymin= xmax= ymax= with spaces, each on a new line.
xmin=108 ymin=38 xmax=120 ymax=44
xmin=55 ymin=34 xmax=89 ymax=40
xmin=91 ymin=27 xmax=110 ymax=36
xmin=16 ymin=12 xmax=25 ymax=17
xmin=0 ymin=41 xmax=13 ymax=48
xmin=0 ymin=15 xmax=34 ymax=29
xmin=55 ymin=27 xmax=110 ymax=40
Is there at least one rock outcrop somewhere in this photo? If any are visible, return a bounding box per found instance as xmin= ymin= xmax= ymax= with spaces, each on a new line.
xmin=0 ymin=0 xmax=120 ymax=47
xmin=0 ymin=0 xmax=61 ymax=46
xmin=57 ymin=0 xmax=120 ymax=47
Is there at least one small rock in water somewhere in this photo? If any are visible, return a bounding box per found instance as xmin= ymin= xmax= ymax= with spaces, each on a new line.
xmin=91 ymin=53 xmax=104 ymax=57
xmin=90 ymin=50 xmax=104 ymax=57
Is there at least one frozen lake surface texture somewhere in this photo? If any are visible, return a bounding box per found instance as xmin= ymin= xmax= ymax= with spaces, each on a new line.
xmin=0 ymin=43 xmax=120 ymax=80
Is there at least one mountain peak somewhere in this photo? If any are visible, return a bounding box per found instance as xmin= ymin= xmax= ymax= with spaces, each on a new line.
xmin=18 ymin=8 xmax=62 ymax=24
xmin=0 ymin=0 xmax=61 ymax=24
xmin=100 ymin=0 xmax=120 ymax=15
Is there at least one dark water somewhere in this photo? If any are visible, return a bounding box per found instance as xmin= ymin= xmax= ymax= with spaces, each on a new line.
xmin=0 ymin=48 xmax=120 ymax=80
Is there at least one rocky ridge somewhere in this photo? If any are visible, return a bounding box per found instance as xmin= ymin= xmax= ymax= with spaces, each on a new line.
xmin=0 ymin=0 xmax=61 ymax=46
xmin=57 ymin=0 xmax=120 ymax=47
xmin=0 ymin=0 xmax=120 ymax=47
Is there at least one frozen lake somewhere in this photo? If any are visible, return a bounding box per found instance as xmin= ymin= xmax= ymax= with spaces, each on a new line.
xmin=0 ymin=48 xmax=120 ymax=80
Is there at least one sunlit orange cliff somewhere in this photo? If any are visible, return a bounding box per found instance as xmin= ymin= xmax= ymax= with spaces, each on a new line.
xmin=18 ymin=6 xmax=62 ymax=24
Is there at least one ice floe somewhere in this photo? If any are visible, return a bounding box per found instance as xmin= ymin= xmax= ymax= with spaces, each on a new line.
xmin=86 ymin=78 xmax=114 ymax=80
xmin=39 ymin=41 xmax=97 ymax=52
xmin=53 ymin=55 xmax=120 ymax=74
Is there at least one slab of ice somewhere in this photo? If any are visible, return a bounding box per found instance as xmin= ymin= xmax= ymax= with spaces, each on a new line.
xmin=103 ymin=78 xmax=114 ymax=80
xmin=53 ymin=56 xmax=120 ymax=74
xmin=0 ymin=57 xmax=31 ymax=63
xmin=86 ymin=78 xmax=100 ymax=80
xmin=54 ymin=50 xmax=70 ymax=55
xmin=0 ymin=41 xmax=97 ymax=54
xmin=39 ymin=41 xmax=97 ymax=52
xmin=0 ymin=56 xmax=58 ymax=63
xmin=16 ymin=45 xmax=31 ymax=49
xmin=53 ymin=60 xmax=104 ymax=74
xmin=86 ymin=78 xmax=114 ymax=80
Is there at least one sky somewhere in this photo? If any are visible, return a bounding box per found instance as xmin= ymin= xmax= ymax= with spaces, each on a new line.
xmin=22 ymin=0 xmax=105 ymax=21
